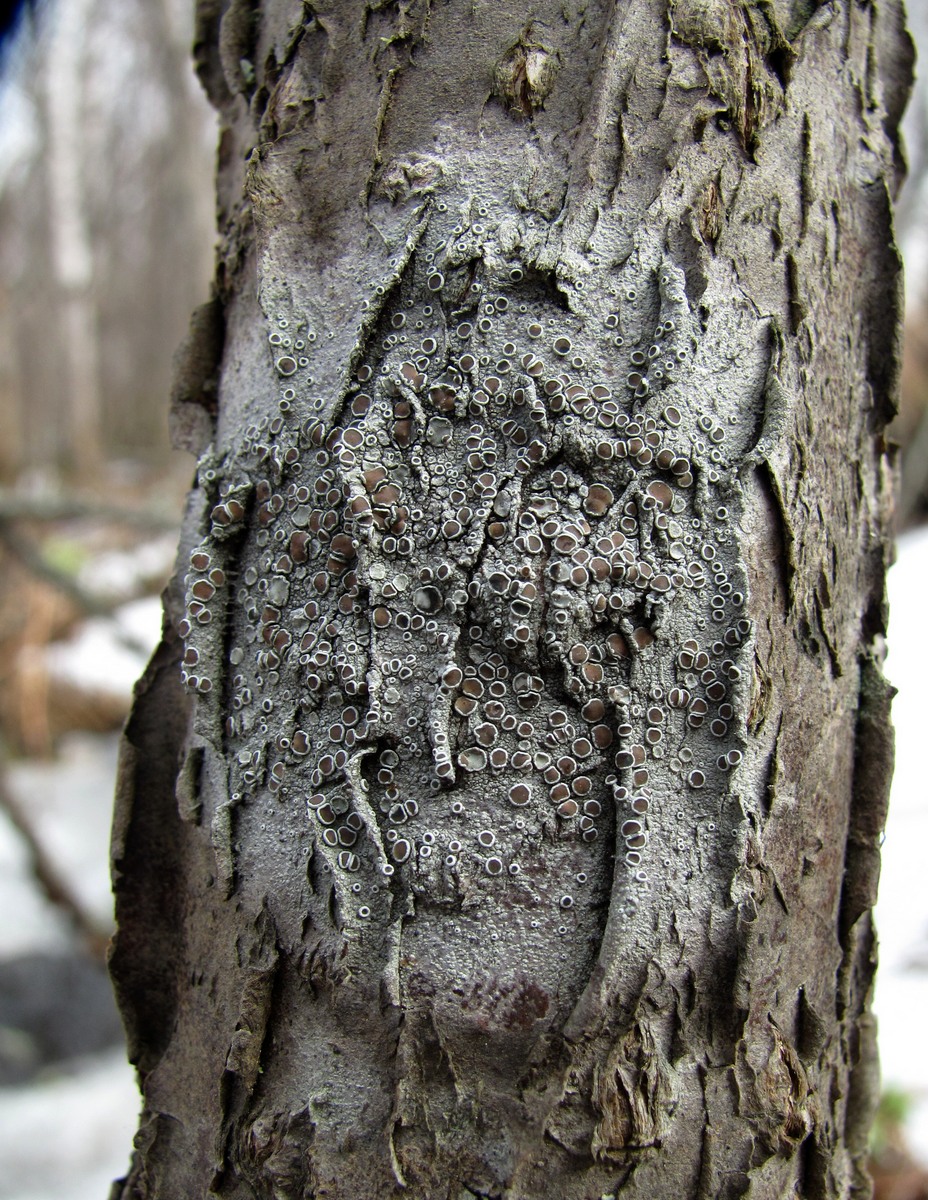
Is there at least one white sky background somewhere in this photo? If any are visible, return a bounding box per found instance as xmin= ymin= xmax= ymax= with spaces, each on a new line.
xmin=874 ymin=526 xmax=928 ymax=1158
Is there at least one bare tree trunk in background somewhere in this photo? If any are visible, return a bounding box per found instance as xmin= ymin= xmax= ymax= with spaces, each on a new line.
xmin=110 ymin=2 xmax=910 ymax=1197
xmin=0 ymin=0 xmax=217 ymax=478
xmin=45 ymin=0 xmax=103 ymax=477
xmin=893 ymin=2 xmax=928 ymax=524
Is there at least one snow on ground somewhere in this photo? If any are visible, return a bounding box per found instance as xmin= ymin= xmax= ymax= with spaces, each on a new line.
xmin=0 ymin=807 xmax=73 ymax=959
xmin=43 ymin=595 xmax=163 ymax=705
xmin=4 ymin=733 xmax=121 ymax=929
xmin=0 ymin=1051 xmax=138 ymax=1200
xmin=76 ymin=535 xmax=178 ymax=606
xmin=0 ymin=732 xmax=138 ymax=1198
xmin=874 ymin=524 xmax=928 ymax=1161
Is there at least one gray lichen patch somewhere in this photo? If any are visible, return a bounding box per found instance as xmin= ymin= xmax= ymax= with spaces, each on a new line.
xmin=175 ymin=190 xmax=760 ymax=1162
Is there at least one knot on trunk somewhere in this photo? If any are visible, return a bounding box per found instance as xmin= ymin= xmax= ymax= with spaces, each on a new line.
xmin=591 ymin=1023 xmax=678 ymax=1161
xmin=494 ymin=41 xmax=558 ymax=118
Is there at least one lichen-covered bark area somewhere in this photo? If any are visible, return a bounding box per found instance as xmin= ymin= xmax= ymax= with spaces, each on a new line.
xmin=110 ymin=2 xmax=910 ymax=1198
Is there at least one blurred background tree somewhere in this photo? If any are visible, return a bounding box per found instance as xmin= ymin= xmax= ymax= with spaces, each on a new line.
xmin=894 ymin=0 xmax=928 ymax=526
xmin=0 ymin=0 xmax=217 ymax=758
xmin=0 ymin=0 xmax=216 ymax=480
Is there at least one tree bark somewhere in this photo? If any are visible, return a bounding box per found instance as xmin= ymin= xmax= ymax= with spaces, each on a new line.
xmin=110 ymin=1 xmax=911 ymax=1197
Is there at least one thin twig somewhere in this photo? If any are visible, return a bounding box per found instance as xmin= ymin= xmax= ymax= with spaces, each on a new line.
xmin=0 ymin=519 xmax=118 ymax=617
xmin=0 ymin=760 xmax=110 ymax=961
xmin=0 ymin=489 xmax=179 ymax=531
xmin=0 ymin=520 xmax=153 ymax=657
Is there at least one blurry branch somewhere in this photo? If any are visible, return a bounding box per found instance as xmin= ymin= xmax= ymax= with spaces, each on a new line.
xmin=0 ymin=518 xmax=125 ymax=619
xmin=0 ymin=760 xmax=110 ymax=961
xmin=0 ymin=520 xmax=154 ymax=657
xmin=0 ymin=490 xmax=179 ymax=530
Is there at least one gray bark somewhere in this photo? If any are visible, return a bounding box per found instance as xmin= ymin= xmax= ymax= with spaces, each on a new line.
xmin=110 ymin=1 xmax=910 ymax=1197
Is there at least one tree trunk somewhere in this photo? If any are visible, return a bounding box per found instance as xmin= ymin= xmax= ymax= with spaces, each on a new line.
xmin=109 ymin=1 xmax=911 ymax=1197
xmin=45 ymin=0 xmax=103 ymax=477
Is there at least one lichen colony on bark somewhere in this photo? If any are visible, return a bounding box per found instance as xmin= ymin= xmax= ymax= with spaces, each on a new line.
xmin=109 ymin=1 xmax=910 ymax=1198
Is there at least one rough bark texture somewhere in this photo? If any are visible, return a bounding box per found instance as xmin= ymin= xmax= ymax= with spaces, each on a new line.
xmin=110 ymin=2 xmax=910 ymax=1197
